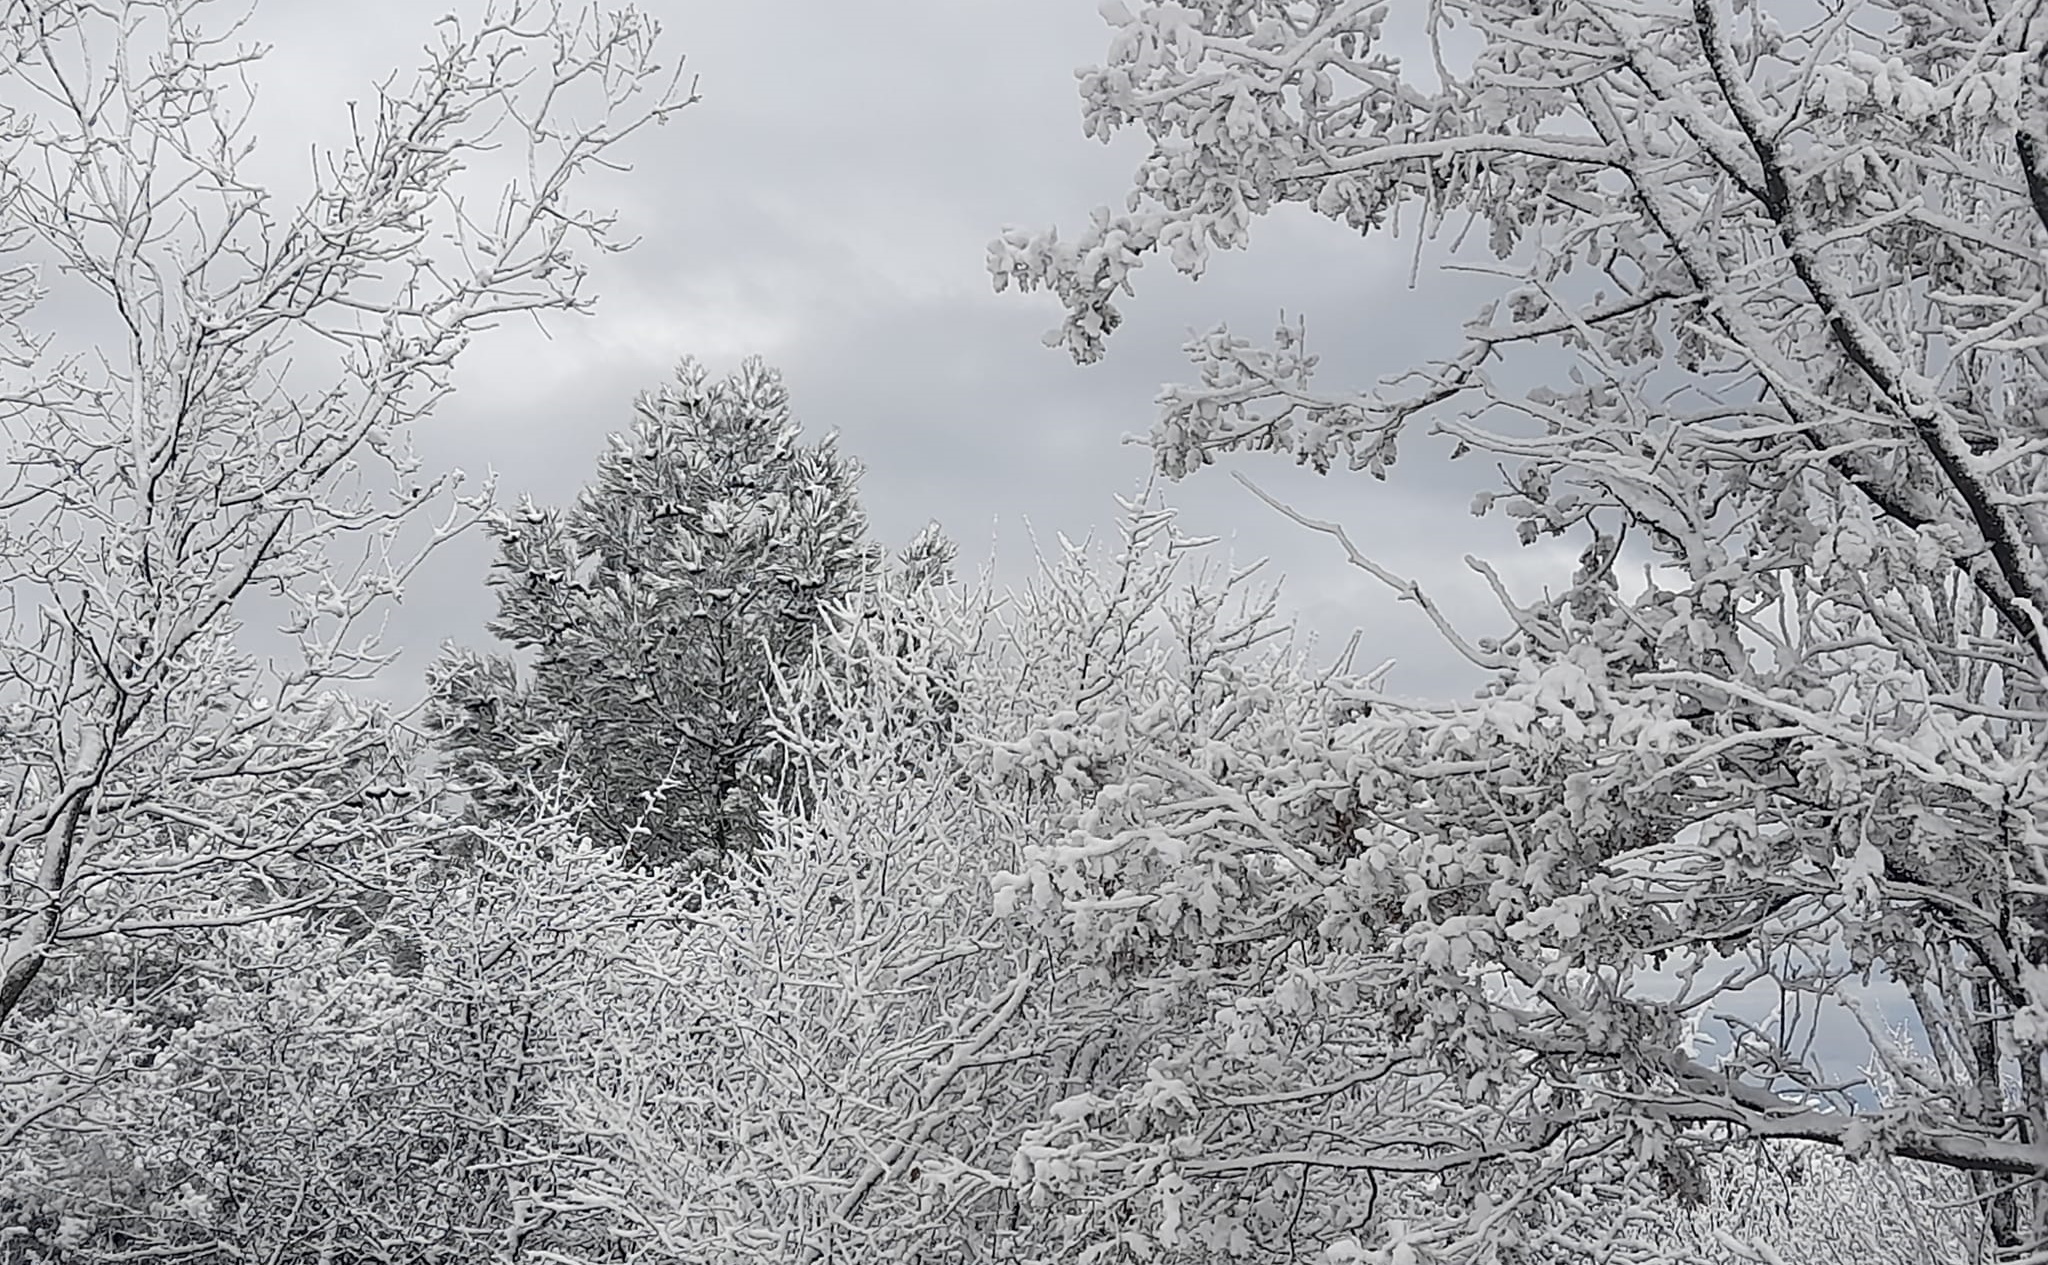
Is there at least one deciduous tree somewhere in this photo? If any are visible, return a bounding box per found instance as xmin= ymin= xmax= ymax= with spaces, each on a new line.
xmin=532 ymin=503 xmax=1312 ymax=1264
xmin=0 ymin=0 xmax=686 ymax=1160
xmin=997 ymin=0 xmax=2048 ymax=1258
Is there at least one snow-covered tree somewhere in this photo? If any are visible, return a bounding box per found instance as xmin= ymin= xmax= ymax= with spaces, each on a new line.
xmin=426 ymin=357 xmax=874 ymax=870
xmin=1660 ymin=1142 xmax=1984 ymax=1265
xmin=996 ymin=1 xmax=2048 ymax=1259
xmin=523 ymin=581 xmax=1032 ymax=1262
xmin=526 ymin=500 xmax=1971 ymax=1264
xmin=0 ymin=805 xmax=674 ymax=1264
xmin=0 ymin=0 xmax=685 ymax=1186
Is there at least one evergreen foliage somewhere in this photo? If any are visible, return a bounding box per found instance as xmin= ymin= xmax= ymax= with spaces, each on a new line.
xmin=428 ymin=358 xmax=874 ymax=869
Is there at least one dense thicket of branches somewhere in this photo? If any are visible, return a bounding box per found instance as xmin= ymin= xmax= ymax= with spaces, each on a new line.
xmin=18 ymin=504 xmax=1977 ymax=1263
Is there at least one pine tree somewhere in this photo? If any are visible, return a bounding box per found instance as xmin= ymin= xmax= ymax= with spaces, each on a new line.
xmin=428 ymin=358 xmax=875 ymax=869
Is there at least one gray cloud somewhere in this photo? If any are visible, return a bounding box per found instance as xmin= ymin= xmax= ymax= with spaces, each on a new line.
xmin=224 ymin=0 xmax=1561 ymax=706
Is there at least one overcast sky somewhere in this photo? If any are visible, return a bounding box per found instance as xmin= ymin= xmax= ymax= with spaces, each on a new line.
xmin=239 ymin=0 xmax=1567 ymax=706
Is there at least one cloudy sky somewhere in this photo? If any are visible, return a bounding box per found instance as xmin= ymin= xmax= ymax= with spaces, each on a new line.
xmin=243 ymin=0 xmax=1557 ymax=705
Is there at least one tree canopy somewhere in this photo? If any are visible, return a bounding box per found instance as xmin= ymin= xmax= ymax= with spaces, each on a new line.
xmin=993 ymin=0 xmax=2048 ymax=1257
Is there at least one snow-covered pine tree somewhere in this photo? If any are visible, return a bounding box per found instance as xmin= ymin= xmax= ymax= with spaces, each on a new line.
xmin=427 ymin=358 xmax=875 ymax=870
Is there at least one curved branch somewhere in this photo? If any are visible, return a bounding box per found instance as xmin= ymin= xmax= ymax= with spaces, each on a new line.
xmin=1695 ymin=0 xmax=2048 ymax=664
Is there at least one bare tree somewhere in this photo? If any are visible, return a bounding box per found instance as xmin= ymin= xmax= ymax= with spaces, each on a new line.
xmin=0 ymin=0 xmax=688 ymax=1040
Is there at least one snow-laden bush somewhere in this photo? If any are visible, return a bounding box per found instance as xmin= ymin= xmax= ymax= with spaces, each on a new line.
xmin=4 ymin=502 xmax=1988 ymax=1264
